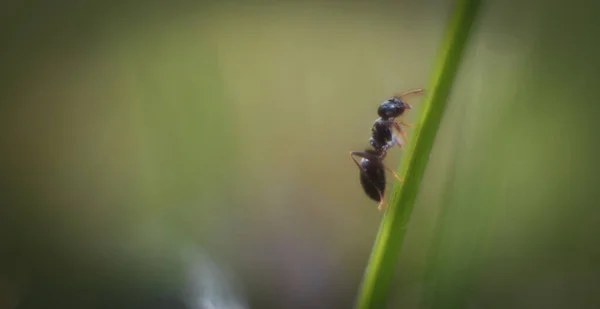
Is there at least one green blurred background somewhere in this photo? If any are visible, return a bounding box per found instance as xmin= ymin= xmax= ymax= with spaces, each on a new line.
xmin=1 ymin=0 xmax=599 ymax=308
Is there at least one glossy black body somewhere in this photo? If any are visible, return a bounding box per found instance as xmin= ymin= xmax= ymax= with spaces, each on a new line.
xmin=356 ymin=149 xmax=387 ymax=202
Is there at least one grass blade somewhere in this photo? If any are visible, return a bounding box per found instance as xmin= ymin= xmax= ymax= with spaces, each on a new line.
xmin=354 ymin=0 xmax=482 ymax=308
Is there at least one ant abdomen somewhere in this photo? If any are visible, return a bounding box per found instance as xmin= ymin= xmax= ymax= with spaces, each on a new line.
xmin=359 ymin=158 xmax=386 ymax=202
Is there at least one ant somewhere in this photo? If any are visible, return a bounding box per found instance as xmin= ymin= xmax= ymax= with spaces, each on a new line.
xmin=350 ymin=88 xmax=424 ymax=210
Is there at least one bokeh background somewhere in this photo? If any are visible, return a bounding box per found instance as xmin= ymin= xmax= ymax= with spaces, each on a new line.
xmin=1 ymin=0 xmax=600 ymax=308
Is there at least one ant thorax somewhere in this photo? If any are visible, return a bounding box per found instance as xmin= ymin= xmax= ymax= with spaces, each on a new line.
xmin=369 ymin=118 xmax=399 ymax=151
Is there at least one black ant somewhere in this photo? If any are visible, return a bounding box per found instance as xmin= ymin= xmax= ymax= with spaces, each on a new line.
xmin=350 ymin=88 xmax=424 ymax=210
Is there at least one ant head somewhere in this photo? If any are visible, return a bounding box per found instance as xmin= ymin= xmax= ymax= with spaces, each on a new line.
xmin=377 ymin=97 xmax=410 ymax=119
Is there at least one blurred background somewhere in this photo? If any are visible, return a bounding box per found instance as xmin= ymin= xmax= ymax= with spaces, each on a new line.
xmin=1 ymin=0 xmax=600 ymax=308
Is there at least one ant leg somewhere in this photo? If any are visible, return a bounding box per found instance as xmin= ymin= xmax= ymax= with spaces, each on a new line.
xmin=384 ymin=166 xmax=403 ymax=182
xmin=383 ymin=119 xmax=413 ymax=128
xmin=349 ymin=151 xmax=366 ymax=171
xmin=377 ymin=196 xmax=386 ymax=210
xmin=377 ymin=167 xmax=404 ymax=211
xmin=375 ymin=187 xmax=386 ymax=210
xmin=349 ymin=151 xmax=378 ymax=174
xmin=392 ymin=134 xmax=405 ymax=151
xmin=392 ymin=122 xmax=409 ymax=144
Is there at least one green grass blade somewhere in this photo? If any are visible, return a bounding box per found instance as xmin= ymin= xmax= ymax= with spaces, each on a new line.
xmin=355 ymin=0 xmax=482 ymax=308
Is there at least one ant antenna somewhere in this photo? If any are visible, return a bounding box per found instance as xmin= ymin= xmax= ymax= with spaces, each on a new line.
xmin=394 ymin=88 xmax=425 ymax=101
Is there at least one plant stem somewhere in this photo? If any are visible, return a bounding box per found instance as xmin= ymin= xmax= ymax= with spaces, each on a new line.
xmin=354 ymin=0 xmax=482 ymax=308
